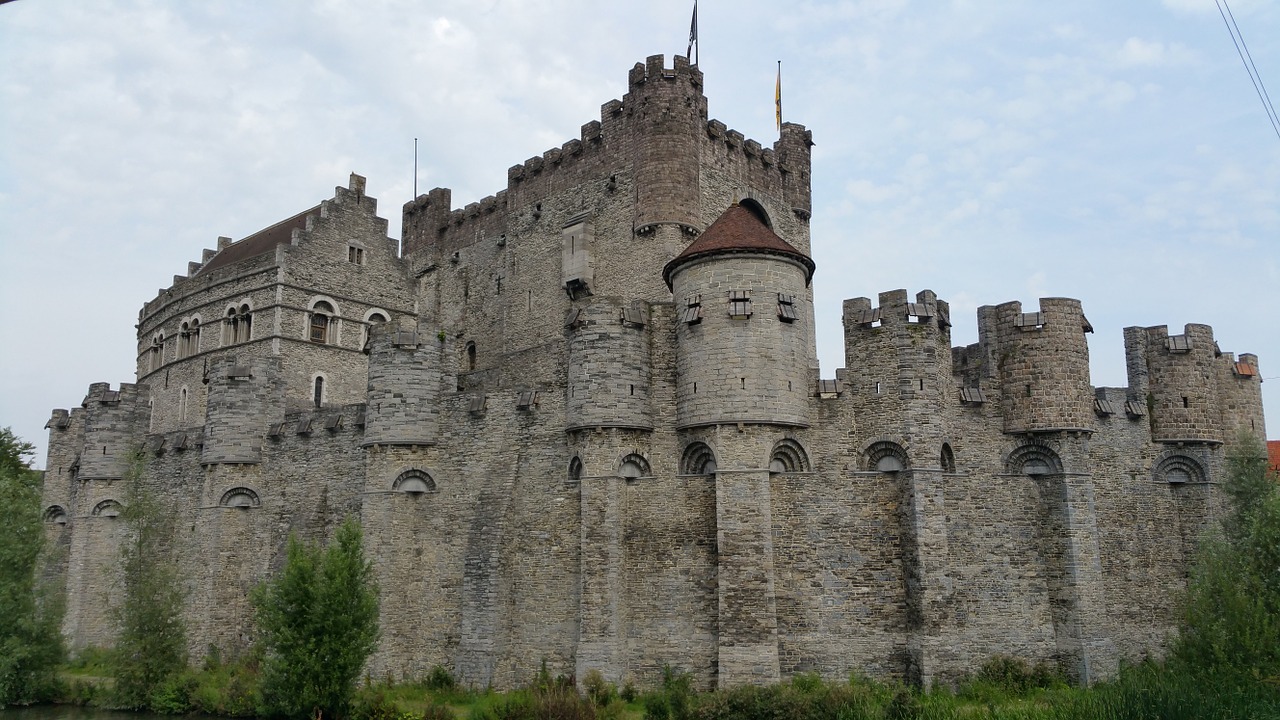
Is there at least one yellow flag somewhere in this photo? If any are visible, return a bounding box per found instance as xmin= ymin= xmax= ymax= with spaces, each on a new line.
xmin=775 ymin=61 xmax=782 ymax=132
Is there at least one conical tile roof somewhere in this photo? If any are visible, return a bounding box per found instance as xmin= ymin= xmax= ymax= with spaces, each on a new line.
xmin=663 ymin=203 xmax=815 ymax=288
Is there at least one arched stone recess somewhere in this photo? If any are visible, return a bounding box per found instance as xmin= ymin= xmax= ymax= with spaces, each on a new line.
xmin=1004 ymin=442 xmax=1065 ymax=476
xmin=44 ymin=504 xmax=68 ymax=525
xmin=940 ymin=442 xmax=957 ymax=474
xmin=864 ymin=438 xmax=909 ymax=473
xmin=362 ymin=308 xmax=390 ymax=349
xmin=567 ymin=456 xmax=583 ymax=485
xmin=1153 ymin=451 xmax=1208 ymax=485
xmin=92 ymin=499 xmax=122 ymax=518
xmin=737 ymin=196 xmax=773 ymax=229
xmin=392 ymin=468 xmax=437 ymax=494
xmin=768 ymin=438 xmax=810 ymax=473
xmin=219 ymin=486 xmax=261 ymax=508
xmin=618 ymin=453 xmax=651 ymax=479
xmin=680 ymin=441 xmax=717 ymax=475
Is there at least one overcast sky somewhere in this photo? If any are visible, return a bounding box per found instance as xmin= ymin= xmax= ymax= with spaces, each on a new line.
xmin=2 ymin=0 xmax=1277 ymax=468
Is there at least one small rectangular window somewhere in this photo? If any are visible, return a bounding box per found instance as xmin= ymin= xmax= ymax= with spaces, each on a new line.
xmin=324 ymin=415 xmax=343 ymax=431
xmin=517 ymin=391 xmax=537 ymax=410
xmin=959 ymin=387 xmax=986 ymax=404
xmin=1167 ymin=335 xmax=1192 ymax=353
xmin=348 ymin=246 xmax=365 ymax=265
xmin=777 ymin=293 xmax=797 ymax=323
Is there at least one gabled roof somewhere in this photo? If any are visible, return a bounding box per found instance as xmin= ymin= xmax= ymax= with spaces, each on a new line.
xmin=662 ymin=203 xmax=815 ymax=289
xmin=195 ymin=206 xmax=317 ymax=277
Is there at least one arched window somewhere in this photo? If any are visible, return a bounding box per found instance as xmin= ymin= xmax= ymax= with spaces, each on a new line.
xmin=311 ymin=301 xmax=334 ymax=344
xmin=940 ymin=443 xmax=956 ymax=473
xmin=619 ymin=453 xmax=650 ymax=479
xmin=224 ymin=306 xmax=239 ymax=345
xmin=466 ymin=341 xmax=477 ymax=371
xmin=313 ymin=376 xmax=325 ymax=408
xmin=179 ymin=321 xmax=192 ymax=357
xmin=393 ymin=469 xmax=437 ymax=494
xmin=769 ymin=439 xmax=810 ymax=473
xmin=179 ymin=386 xmax=189 ymax=424
xmin=238 ymin=304 xmax=253 ymax=342
xmin=92 ymin=499 xmax=122 ymax=518
xmin=363 ymin=311 xmax=388 ymax=349
xmin=568 ymin=456 xmax=583 ymax=484
xmin=219 ymin=487 xmax=261 ymax=508
xmin=44 ymin=505 xmax=68 ymax=525
xmin=149 ymin=333 xmax=164 ymax=372
xmin=681 ymin=442 xmax=717 ymax=475
xmin=866 ymin=440 xmax=909 ymax=473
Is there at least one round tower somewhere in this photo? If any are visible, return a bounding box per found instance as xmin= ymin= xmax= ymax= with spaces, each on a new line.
xmin=363 ymin=320 xmax=442 ymax=447
xmin=1142 ymin=324 xmax=1222 ymax=443
xmin=993 ymin=298 xmax=1094 ymax=433
xmin=566 ymin=298 xmax=653 ymax=431
xmin=77 ymin=382 xmax=144 ymax=480
xmin=629 ymin=54 xmax=706 ymax=236
xmin=201 ymin=355 xmax=284 ymax=465
xmin=664 ymin=203 xmax=815 ymax=430
xmin=841 ymin=288 xmax=952 ymax=464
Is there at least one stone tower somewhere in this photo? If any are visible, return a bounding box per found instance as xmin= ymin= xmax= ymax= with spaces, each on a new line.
xmin=664 ymin=202 xmax=815 ymax=687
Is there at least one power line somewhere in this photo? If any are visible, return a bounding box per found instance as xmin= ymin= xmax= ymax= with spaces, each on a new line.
xmin=1215 ymin=0 xmax=1280 ymax=141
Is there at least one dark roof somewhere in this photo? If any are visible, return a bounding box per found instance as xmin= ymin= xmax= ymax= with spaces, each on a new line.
xmin=195 ymin=206 xmax=317 ymax=277
xmin=663 ymin=203 xmax=815 ymax=288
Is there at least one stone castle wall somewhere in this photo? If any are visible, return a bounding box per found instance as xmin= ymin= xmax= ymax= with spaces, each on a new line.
xmin=39 ymin=54 xmax=1268 ymax=692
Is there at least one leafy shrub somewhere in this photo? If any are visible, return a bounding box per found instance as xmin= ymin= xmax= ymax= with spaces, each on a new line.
xmin=426 ymin=664 xmax=458 ymax=691
xmin=254 ymin=516 xmax=380 ymax=719
xmin=582 ymin=669 xmax=617 ymax=706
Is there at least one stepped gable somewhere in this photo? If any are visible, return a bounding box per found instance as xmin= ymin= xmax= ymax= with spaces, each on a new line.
xmin=662 ymin=202 xmax=815 ymax=288
xmin=195 ymin=206 xmax=316 ymax=276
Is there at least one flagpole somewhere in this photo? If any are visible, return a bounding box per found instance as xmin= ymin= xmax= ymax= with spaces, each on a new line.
xmin=413 ymin=138 xmax=418 ymax=198
xmin=687 ymin=0 xmax=698 ymax=65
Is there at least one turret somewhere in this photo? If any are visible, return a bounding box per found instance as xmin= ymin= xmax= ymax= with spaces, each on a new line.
xmin=842 ymin=289 xmax=952 ymax=460
xmin=664 ymin=203 xmax=815 ymax=430
xmin=77 ymin=383 xmax=145 ymax=480
xmin=988 ymin=298 xmax=1094 ymax=434
xmin=1134 ymin=324 xmax=1221 ymax=443
xmin=363 ymin=319 xmax=443 ymax=446
xmin=201 ymin=356 xmax=285 ymax=465
xmin=1217 ymin=352 xmax=1266 ymax=441
xmin=628 ymin=55 xmax=706 ymax=236
xmin=566 ymin=298 xmax=653 ymax=431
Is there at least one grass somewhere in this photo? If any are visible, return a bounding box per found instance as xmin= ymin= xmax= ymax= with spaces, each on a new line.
xmin=43 ymin=653 xmax=1280 ymax=719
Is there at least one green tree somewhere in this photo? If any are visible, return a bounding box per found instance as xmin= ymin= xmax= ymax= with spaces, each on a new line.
xmin=0 ymin=428 xmax=65 ymax=706
xmin=1175 ymin=434 xmax=1280 ymax=678
xmin=254 ymin=516 xmax=379 ymax=720
xmin=113 ymin=453 xmax=188 ymax=709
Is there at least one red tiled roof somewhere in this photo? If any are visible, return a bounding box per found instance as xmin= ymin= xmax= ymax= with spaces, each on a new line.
xmin=195 ymin=206 xmax=317 ymax=277
xmin=1268 ymin=440 xmax=1280 ymax=472
xmin=663 ymin=203 xmax=815 ymax=288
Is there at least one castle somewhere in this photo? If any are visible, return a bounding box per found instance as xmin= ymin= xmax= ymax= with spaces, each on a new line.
xmin=40 ymin=55 xmax=1267 ymax=690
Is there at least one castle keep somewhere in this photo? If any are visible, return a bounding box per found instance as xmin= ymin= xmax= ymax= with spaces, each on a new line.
xmin=41 ymin=55 xmax=1267 ymax=689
